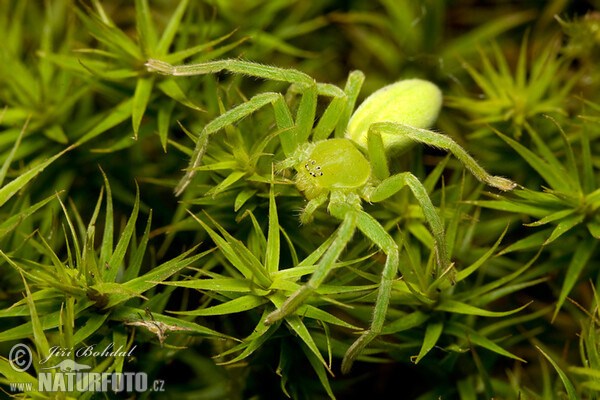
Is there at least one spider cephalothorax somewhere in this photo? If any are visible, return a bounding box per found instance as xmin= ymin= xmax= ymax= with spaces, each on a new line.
xmin=294 ymin=139 xmax=371 ymax=200
xmin=146 ymin=58 xmax=516 ymax=373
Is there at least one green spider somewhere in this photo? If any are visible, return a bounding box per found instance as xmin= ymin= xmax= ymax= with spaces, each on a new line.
xmin=145 ymin=58 xmax=516 ymax=373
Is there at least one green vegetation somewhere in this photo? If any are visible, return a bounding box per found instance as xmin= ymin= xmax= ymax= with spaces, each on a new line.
xmin=0 ymin=1 xmax=599 ymax=399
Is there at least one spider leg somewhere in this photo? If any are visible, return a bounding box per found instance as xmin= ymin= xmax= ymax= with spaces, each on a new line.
xmin=264 ymin=211 xmax=357 ymax=325
xmin=367 ymin=171 xmax=450 ymax=275
xmin=327 ymin=202 xmax=400 ymax=374
xmin=147 ymin=59 xmax=346 ymax=98
xmin=335 ymin=70 xmax=365 ymax=138
xmin=174 ymin=92 xmax=295 ymax=196
xmin=146 ymin=59 xmax=351 ymax=194
xmin=313 ymin=70 xmax=365 ymax=141
xmin=300 ymin=192 xmax=328 ymax=225
xmin=370 ymin=122 xmax=516 ymax=191
xmin=366 ymin=129 xmax=390 ymax=180
xmin=146 ymin=59 xmax=315 ymax=88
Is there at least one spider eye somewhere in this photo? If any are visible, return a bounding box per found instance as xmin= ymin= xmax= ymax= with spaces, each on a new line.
xmin=346 ymin=79 xmax=442 ymax=151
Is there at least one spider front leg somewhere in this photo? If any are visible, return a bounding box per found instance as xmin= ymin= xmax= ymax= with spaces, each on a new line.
xmin=145 ymin=58 xmax=350 ymax=195
xmin=370 ymin=122 xmax=517 ymax=191
xmin=146 ymin=58 xmax=346 ymax=99
xmin=174 ymin=92 xmax=295 ymax=195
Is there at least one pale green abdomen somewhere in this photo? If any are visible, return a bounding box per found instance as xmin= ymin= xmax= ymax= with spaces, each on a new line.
xmin=346 ymin=79 xmax=442 ymax=151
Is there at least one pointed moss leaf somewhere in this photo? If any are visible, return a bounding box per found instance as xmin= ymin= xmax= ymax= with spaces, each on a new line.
xmin=135 ymin=0 xmax=158 ymax=53
xmin=524 ymin=209 xmax=575 ymax=227
xmin=132 ymin=76 xmax=154 ymax=139
xmin=296 ymin=304 xmax=360 ymax=329
xmin=188 ymin=161 xmax=239 ymax=172
xmin=467 ymin=199 xmax=548 ymax=217
xmin=284 ymin=314 xmax=331 ymax=375
xmin=0 ymin=145 xmax=72 ymax=208
xmin=498 ymin=228 xmax=551 ymax=255
xmin=156 ymin=0 xmax=189 ymax=54
xmin=99 ymin=167 xmax=114 ymax=267
xmin=0 ymin=117 xmax=27 ymax=187
xmin=569 ymin=367 xmax=600 ymax=380
xmin=0 ymin=360 xmax=43 ymax=399
xmin=123 ymin=210 xmax=152 ymax=282
xmin=0 ymin=193 xmax=57 ymax=239
xmin=157 ymin=79 xmax=204 ymax=111
xmin=56 ymin=194 xmax=82 ymax=271
xmin=587 ymin=219 xmax=600 ymax=239
xmin=554 ymin=236 xmax=598 ymax=320
xmin=252 ymin=31 xmax=316 ymax=58
xmin=73 ymin=313 xmax=110 ymax=344
xmin=455 ymin=224 xmax=508 ymax=283
xmin=266 ymin=186 xmax=280 ymax=274
xmin=43 ymin=124 xmax=69 ymax=144
xmin=75 ymin=98 xmax=133 ymax=146
xmin=112 ymin=329 xmax=127 ymax=375
xmin=188 ymin=211 xmax=271 ymax=287
xmin=382 ymin=311 xmax=429 ymax=334
xmin=244 ymin=210 xmax=267 ymax=253
xmin=159 ymin=278 xmax=252 ymax=292
xmin=493 ymin=128 xmax=570 ymax=191
xmin=106 ymin=247 xmax=212 ymax=308
xmin=216 ymin=311 xmax=278 ymax=365
xmin=413 ymin=321 xmax=443 ymax=364
xmin=218 ymin=326 xmax=276 ymax=365
xmin=20 ymin=272 xmax=50 ymax=360
xmin=300 ymin=342 xmax=335 ymax=399
xmin=544 ymin=213 xmax=585 ymax=245
xmin=442 ymin=10 xmax=535 ymax=62
xmin=205 ymin=171 xmax=246 ymax=197
xmin=104 ymin=184 xmax=140 ymax=282
xmin=173 ymin=295 xmax=267 ymax=316
xmin=234 ymin=189 xmax=257 ymax=212
xmin=163 ymin=29 xmax=239 ymax=63
xmin=462 ymin=251 xmax=540 ymax=303
xmin=446 ymin=322 xmax=525 ymax=362
xmin=316 ymin=284 xmax=379 ymax=295
xmin=436 ymin=299 xmax=530 ymax=317
xmin=36 ymin=233 xmax=70 ymax=283
xmin=536 ymin=346 xmax=579 ymax=400
xmin=157 ymin=99 xmax=175 ymax=152
xmin=76 ymin=3 xmax=141 ymax=59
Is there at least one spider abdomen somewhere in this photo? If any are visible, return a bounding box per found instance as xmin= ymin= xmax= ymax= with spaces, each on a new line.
xmin=295 ymin=139 xmax=371 ymax=199
xmin=346 ymin=79 xmax=442 ymax=152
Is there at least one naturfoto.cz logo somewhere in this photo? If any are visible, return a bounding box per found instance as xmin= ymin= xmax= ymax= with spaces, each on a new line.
xmin=7 ymin=343 xmax=165 ymax=394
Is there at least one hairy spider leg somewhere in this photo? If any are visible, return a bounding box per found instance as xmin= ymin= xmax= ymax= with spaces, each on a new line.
xmin=145 ymin=59 xmax=345 ymax=98
xmin=327 ymin=202 xmax=401 ymax=374
xmin=146 ymin=58 xmax=315 ymax=87
xmin=369 ymin=122 xmax=517 ymax=191
xmin=145 ymin=59 xmax=349 ymax=195
xmin=300 ymin=192 xmax=328 ymax=225
xmin=174 ymin=92 xmax=295 ymax=195
xmin=264 ymin=210 xmax=357 ymax=325
xmin=369 ymin=171 xmax=450 ymax=276
xmin=334 ymin=71 xmax=365 ymax=139
xmin=265 ymin=196 xmax=403 ymax=374
xmin=310 ymin=70 xmax=365 ymax=141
